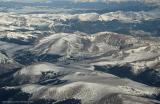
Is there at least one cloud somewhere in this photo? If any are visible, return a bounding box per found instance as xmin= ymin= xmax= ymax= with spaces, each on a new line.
xmin=0 ymin=0 xmax=48 ymax=3
xmin=74 ymin=0 xmax=160 ymax=5
xmin=0 ymin=0 xmax=159 ymax=5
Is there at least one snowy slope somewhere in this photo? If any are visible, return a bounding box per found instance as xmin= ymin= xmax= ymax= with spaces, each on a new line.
xmin=0 ymin=52 xmax=21 ymax=75
xmin=11 ymin=62 xmax=159 ymax=104
xmin=21 ymin=82 xmax=159 ymax=104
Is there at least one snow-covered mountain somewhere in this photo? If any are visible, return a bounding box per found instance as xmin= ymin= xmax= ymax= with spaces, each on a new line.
xmin=0 ymin=1 xmax=160 ymax=104
xmin=1 ymin=29 xmax=159 ymax=103
xmin=0 ymin=12 xmax=159 ymax=36
xmin=0 ymin=51 xmax=21 ymax=75
xmin=4 ymin=62 xmax=160 ymax=103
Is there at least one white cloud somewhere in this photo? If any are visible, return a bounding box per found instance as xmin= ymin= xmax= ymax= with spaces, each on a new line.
xmin=0 ymin=0 xmax=159 ymax=6
xmin=74 ymin=0 xmax=160 ymax=5
xmin=0 ymin=0 xmax=48 ymax=3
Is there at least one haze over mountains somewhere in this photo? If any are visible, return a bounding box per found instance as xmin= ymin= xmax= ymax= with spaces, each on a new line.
xmin=0 ymin=0 xmax=160 ymax=104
